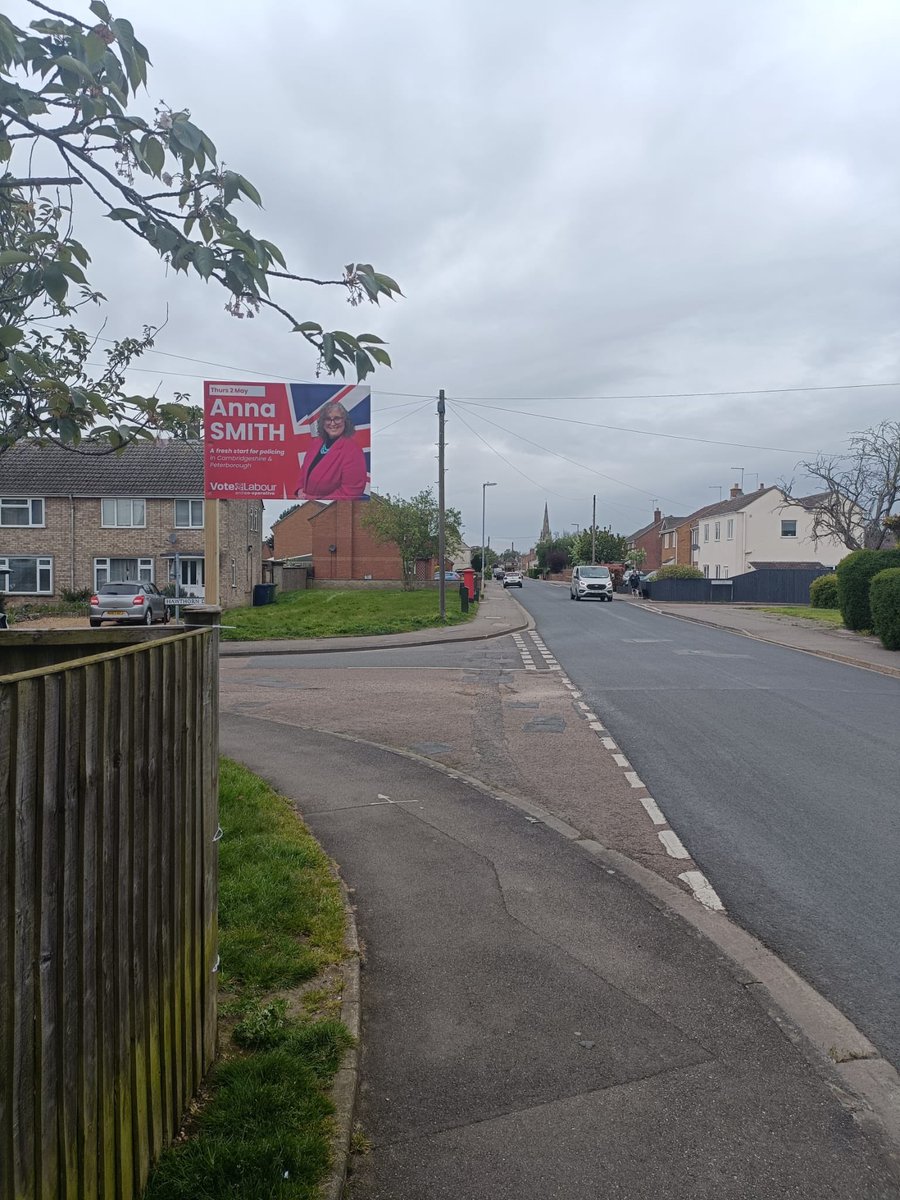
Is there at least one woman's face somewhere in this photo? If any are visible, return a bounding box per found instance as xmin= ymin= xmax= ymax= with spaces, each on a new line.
xmin=323 ymin=408 xmax=346 ymax=437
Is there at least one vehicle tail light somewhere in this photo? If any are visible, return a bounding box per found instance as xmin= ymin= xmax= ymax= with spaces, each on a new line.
xmin=133 ymin=594 xmax=145 ymax=604
xmin=89 ymin=595 xmax=99 ymax=606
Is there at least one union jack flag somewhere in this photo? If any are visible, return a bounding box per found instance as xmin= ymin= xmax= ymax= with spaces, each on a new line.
xmin=288 ymin=383 xmax=371 ymax=494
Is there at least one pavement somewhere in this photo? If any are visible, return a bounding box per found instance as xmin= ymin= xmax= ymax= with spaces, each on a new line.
xmin=219 ymin=583 xmax=900 ymax=1198
xmin=642 ymin=599 xmax=900 ymax=678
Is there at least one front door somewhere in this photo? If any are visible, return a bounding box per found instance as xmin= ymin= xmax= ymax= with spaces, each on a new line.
xmin=179 ymin=558 xmax=205 ymax=597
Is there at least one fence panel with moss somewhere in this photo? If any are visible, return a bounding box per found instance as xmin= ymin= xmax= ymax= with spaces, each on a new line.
xmin=0 ymin=627 xmax=219 ymax=1200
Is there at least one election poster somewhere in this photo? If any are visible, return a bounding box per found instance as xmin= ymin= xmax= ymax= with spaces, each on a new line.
xmin=203 ymin=381 xmax=371 ymax=501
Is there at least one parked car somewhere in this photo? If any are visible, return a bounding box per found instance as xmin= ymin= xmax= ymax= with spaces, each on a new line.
xmin=89 ymin=581 xmax=168 ymax=626
xmin=433 ymin=570 xmax=462 ymax=582
xmin=570 ymin=564 xmax=614 ymax=601
xmin=502 ymin=571 xmax=523 ymax=588
xmin=493 ymin=566 xmax=505 ymax=580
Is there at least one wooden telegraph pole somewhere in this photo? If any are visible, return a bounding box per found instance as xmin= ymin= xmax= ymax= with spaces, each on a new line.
xmin=437 ymin=390 xmax=446 ymax=621
xmin=205 ymin=498 xmax=220 ymax=607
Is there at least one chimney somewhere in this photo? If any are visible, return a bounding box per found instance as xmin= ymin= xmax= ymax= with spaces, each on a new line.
xmin=729 ymin=485 xmax=743 ymax=499
xmin=653 ymin=508 xmax=661 ymax=524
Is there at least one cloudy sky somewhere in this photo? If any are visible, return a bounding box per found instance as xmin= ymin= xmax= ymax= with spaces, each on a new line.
xmin=12 ymin=0 xmax=900 ymax=547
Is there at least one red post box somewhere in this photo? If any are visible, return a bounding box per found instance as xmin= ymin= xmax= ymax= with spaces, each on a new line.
xmin=460 ymin=567 xmax=476 ymax=600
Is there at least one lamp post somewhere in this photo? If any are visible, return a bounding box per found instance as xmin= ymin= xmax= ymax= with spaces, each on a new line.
xmin=481 ymin=482 xmax=497 ymax=598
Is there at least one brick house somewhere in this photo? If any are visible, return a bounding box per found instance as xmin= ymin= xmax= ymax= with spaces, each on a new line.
xmin=309 ymin=500 xmax=404 ymax=582
xmin=626 ymin=508 xmax=665 ymax=570
xmin=0 ymin=441 xmax=263 ymax=609
xmin=271 ymin=499 xmax=326 ymax=560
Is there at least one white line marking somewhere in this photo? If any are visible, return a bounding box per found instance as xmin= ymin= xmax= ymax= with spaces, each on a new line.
xmin=525 ymin=664 xmax=537 ymax=671
xmin=625 ymin=771 xmax=645 ymax=789
xmin=582 ymin=711 xmax=598 ymax=722
xmin=658 ymin=830 xmax=690 ymax=858
xmin=601 ymin=737 xmax=618 ymax=751
xmin=578 ymin=702 xmax=590 ymax=711
xmin=612 ymin=753 xmax=631 ymax=769
xmin=377 ymin=793 xmax=392 ymax=802
xmin=638 ymin=795 xmax=667 ymax=825
xmin=679 ymin=869 xmax=725 ymax=911
xmin=588 ymin=721 xmax=606 ymax=732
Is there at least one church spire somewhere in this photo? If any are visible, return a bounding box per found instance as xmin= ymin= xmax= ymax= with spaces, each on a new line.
xmin=540 ymin=502 xmax=551 ymax=541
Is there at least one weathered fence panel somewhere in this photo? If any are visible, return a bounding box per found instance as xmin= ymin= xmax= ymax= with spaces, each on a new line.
xmin=647 ymin=566 xmax=832 ymax=604
xmin=0 ymin=627 xmax=219 ymax=1200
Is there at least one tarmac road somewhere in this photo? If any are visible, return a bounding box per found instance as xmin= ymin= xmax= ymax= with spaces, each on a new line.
xmin=514 ymin=581 xmax=900 ymax=1072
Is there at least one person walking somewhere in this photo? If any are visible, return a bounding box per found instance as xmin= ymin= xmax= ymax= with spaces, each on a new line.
xmin=628 ymin=568 xmax=642 ymax=597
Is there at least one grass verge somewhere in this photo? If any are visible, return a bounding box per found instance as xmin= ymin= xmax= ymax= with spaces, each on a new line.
xmin=144 ymin=759 xmax=352 ymax=1199
xmin=756 ymin=606 xmax=845 ymax=627
xmin=222 ymin=586 xmax=475 ymax=640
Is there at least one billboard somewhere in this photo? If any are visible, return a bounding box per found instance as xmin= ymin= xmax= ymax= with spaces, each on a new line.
xmin=203 ymin=381 xmax=371 ymax=502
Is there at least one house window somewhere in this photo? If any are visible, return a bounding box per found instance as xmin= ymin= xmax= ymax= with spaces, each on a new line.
xmin=714 ymin=522 xmax=721 ymax=541
xmin=702 ymin=564 xmax=710 ymax=578
xmin=723 ymin=567 xmax=729 ymax=578
xmin=715 ymin=564 xmax=721 ymax=578
xmin=94 ymin=557 xmax=154 ymax=588
xmin=0 ymin=555 xmax=52 ymax=594
xmin=174 ymin=499 xmax=204 ymax=528
xmin=0 ymin=498 xmax=44 ymax=527
xmin=781 ymin=519 xmax=797 ymax=538
xmin=101 ymin=498 xmax=146 ymax=528
xmin=726 ymin=519 xmax=734 ymax=540
xmin=249 ymin=505 xmax=260 ymax=533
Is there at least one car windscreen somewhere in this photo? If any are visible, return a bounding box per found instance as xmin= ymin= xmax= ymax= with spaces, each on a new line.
xmin=579 ymin=567 xmax=610 ymax=578
xmin=99 ymin=583 xmax=142 ymax=595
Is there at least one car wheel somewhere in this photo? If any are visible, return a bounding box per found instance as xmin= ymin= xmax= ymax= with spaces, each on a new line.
xmin=569 ymin=591 xmax=575 ymax=600
xmin=89 ymin=618 xmax=101 ymax=628
xmin=575 ymin=592 xmax=581 ymax=600
xmin=143 ymin=607 xmax=154 ymax=625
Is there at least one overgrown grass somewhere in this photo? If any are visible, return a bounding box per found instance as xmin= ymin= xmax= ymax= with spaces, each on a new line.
xmin=222 ymin=587 xmax=475 ymax=640
xmin=144 ymin=759 xmax=351 ymax=1200
xmin=756 ymin=606 xmax=845 ymax=627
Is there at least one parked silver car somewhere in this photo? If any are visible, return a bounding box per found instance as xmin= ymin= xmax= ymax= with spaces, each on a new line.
xmin=570 ymin=564 xmax=614 ymax=601
xmin=89 ymin=582 xmax=169 ymax=627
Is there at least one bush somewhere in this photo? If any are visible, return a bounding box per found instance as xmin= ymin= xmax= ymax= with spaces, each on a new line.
xmin=60 ymin=586 xmax=91 ymax=603
xmin=836 ymin=548 xmax=900 ymax=630
xmin=870 ymin=568 xmax=900 ymax=650
xmin=809 ymin=573 xmax=839 ymax=608
xmin=654 ymin=564 xmax=704 ymax=580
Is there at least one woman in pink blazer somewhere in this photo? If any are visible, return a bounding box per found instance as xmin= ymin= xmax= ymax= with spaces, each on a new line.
xmin=296 ymin=403 xmax=368 ymax=501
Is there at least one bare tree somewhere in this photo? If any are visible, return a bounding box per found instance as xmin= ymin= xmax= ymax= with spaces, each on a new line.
xmin=784 ymin=421 xmax=900 ymax=550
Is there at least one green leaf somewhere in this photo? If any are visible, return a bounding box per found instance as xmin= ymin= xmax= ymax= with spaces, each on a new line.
xmin=0 ymin=327 xmax=23 ymax=349
xmin=355 ymin=350 xmax=373 ymax=381
xmin=53 ymin=54 xmax=96 ymax=83
xmin=142 ymin=135 xmax=164 ymax=176
xmin=235 ymin=174 xmax=262 ymax=206
xmin=89 ymin=0 xmax=112 ymax=22
xmin=356 ymin=333 xmax=387 ymax=344
xmin=193 ymin=245 xmax=215 ymax=279
xmin=370 ymin=346 xmax=391 ymax=367
xmin=374 ymin=272 xmax=402 ymax=295
xmin=42 ymin=264 xmax=68 ymax=305
xmin=106 ymin=207 xmax=141 ymax=221
xmin=0 ymin=250 xmax=31 ymax=265
xmin=171 ymin=117 xmax=202 ymax=152
xmin=293 ymin=321 xmax=322 ymax=334
xmin=110 ymin=17 xmax=136 ymax=54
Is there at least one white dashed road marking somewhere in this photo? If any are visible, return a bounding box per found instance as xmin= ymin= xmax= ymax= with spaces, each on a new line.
xmin=658 ymin=830 xmax=691 ymax=859
xmin=679 ymin=870 xmax=725 ymax=911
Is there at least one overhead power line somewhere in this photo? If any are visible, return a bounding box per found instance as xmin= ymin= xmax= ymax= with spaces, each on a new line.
xmin=458 ymin=405 xmax=694 ymax=510
xmin=451 ymin=380 xmax=900 ymax=403
xmin=452 ymin=400 xmax=817 ymax=455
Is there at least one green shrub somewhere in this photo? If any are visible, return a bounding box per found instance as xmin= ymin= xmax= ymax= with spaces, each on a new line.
xmin=809 ymin=573 xmax=839 ymax=608
xmin=869 ymin=568 xmax=900 ymax=650
xmin=60 ymin=586 xmax=91 ymax=603
xmin=836 ymin=548 xmax=900 ymax=630
xmin=654 ymin=564 xmax=704 ymax=580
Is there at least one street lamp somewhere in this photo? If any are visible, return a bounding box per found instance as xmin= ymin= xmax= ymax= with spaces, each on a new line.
xmin=481 ymin=482 xmax=497 ymax=597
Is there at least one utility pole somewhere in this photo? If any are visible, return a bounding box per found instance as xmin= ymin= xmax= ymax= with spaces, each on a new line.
xmin=591 ymin=494 xmax=597 ymax=564
xmin=437 ymin=391 xmax=446 ymax=621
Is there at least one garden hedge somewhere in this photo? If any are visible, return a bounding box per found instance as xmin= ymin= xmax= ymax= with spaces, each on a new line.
xmin=869 ymin=568 xmax=900 ymax=651
xmin=654 ymin=564 xmax=704 ymax=580
xmin=809 ymin=573 xmax=839 ymax=608
xmin=836 ymin=548 xmax=900 ymax=630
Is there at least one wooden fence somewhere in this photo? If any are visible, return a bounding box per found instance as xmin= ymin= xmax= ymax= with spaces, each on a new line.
xmin=0 ymin=626 xmax=219 ymax=1200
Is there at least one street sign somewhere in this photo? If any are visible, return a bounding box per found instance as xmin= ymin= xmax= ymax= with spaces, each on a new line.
xmin=164 ymin=596 xmax=206 ymax=607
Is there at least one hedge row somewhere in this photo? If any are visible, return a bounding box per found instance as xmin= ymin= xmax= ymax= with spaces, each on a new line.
xmin=809 ymin=574 xmax=839 ymax=608
xmin=870 ymin=568 xmax=900 ymax=651
xmin=835 ymin=548 xmax=900 ymax=630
